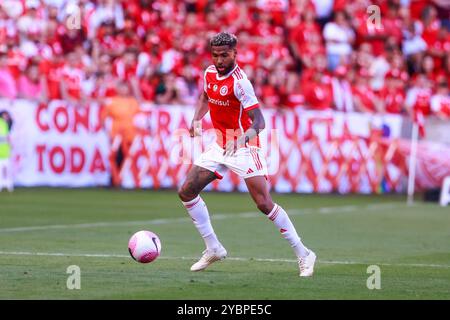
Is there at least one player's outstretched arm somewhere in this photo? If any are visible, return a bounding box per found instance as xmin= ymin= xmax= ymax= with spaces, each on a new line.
xmin=190 ymin=91 xmax=209 ymax=137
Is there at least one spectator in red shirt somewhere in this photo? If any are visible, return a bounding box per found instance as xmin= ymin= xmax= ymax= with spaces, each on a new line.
xmin=92 ymin=54 xmax=118 ymax=100
xmin=139 ymin=66 xmax=157 ymax=103
xmin=289 ymin=7 xmax=322 ymax=63
xmin=353 ymin=42 xmax=374 ymax=71
xmin=431 ymin=80 xmax=450 ymax=119
xmin=39 ymin=55 xmax=62 ymax=100
xmin=236 ymin=32 xmax=258 ymax=70
xmin=303 ymin=69 xmax=333 ymax=111
xmin=405 ymin=73 xmax=434 ymax=117
xmin=331 ymin=65 xmax=354 ymax=112
xmin=18 ymin=63 xmax=47 ymax=102
xmin=260 ymin=73 xmax=282 ymax=109
xmin=297 ymin=31 xmax=325 ymax=71
xmin=0 ymin=50 xmax=17 ymax=99
xmin=284 ymin=72 xmax=305 ymax=109
xmin=60 ymin=27 xmax=86 ymax=55
xmin=380 ymin=70 xmax=407 ymax=115
xmin=60 ymin=52 xmax=86 ymax=104
xmin=4 ymin=35 xmax=26 ymax=80
xmin=352 ymin=68 xmax=383 ymax=113
xmin=409 ymin=0 xmax=430 ymax=20
xmin=301 ymin=53 xmax=331 ymax=89
xmin=114 ymin=48 xmax=138 ymax=81
xmin=355 ymin=5 xmax=390 ymax=57
xmin=419 ymin=5 xmax=441 ymax=47
xmin=420 ymin=54 xmax=445 ymax=85
xmin=96 ymin=21 xmax=126 ymax=57
xmin=382 ymin=2 xmax=404 ymax=47
xmin=427 ymin=25 xmax=450 ymax=70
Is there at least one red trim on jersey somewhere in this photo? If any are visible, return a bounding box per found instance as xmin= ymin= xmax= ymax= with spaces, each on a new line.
xmin=245 ymin=103 xmax=260 ymax=111
xmin=214 ymin=171 xmax=223 ymax=180
xmin=233 ymin=67 xmax=243 ymax=80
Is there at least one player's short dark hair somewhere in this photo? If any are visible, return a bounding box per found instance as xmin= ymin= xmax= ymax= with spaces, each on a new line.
xmin=210 ymin=32 xmax=237 ymax=49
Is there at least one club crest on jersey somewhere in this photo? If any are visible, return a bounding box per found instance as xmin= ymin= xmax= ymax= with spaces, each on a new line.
xmin=220 ymin=85 xmax=228 ymax=96
xmin=213 ymin=84 xmax=218 ymax=92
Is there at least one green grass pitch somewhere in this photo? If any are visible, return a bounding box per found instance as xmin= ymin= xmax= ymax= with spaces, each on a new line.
xmin=0 ymin=188 xmax=449 ymax=299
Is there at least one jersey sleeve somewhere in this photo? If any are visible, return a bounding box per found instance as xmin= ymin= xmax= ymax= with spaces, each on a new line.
xmin=234 ymin=78 xmax=260 ymax=111
xmin=203 ymin=70 xmax=208 ymax=93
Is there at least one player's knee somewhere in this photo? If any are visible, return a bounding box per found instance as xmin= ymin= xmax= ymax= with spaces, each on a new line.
xmin=178 ymin=184 xmax=197 ymax=202
xmin=256 ymin=198 xmax=274 ymax=215
xmin=177 ymin=185 xmax=189 ymax=201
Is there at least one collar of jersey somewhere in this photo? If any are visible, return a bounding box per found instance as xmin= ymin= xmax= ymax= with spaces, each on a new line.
xmin=216 ymin=64 xmax=239 ymax=81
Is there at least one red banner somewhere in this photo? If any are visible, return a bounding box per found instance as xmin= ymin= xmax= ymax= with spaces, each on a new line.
xmin=7 ymin=99 xmax=440 ymax=193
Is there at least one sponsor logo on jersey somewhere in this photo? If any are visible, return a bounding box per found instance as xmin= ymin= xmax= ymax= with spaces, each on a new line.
xmin=220 ymin=85 xmax=228 ymax=96
xmin=208 ymin=97 xmax=230 ymax=107
xmin=213 ymin=84 xmax=218 ymax=92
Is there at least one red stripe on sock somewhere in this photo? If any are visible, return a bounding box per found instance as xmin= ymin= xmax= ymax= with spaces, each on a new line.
xmin=185 ymin=197 xmax=201 ymax=209
xmin=269 ymin=206 xmax=280 ymax=221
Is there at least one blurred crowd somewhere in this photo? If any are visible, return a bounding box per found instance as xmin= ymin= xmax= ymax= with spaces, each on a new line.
xmin=0 ymin=0 xmax=449 ymax=119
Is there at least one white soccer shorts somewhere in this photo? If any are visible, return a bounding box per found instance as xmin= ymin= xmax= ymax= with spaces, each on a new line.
xmin=194 ymin=143 xmax=268 ymax=180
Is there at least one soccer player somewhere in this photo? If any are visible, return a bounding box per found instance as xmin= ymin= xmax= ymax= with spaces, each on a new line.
xmin=178 ymin=32 xmax=316 ymax=277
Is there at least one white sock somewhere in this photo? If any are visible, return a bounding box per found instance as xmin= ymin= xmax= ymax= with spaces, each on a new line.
xmin=182 ymin=195 xmax=221 ymax=250
xmin=267 ymin=204 xmax=310 ymax=259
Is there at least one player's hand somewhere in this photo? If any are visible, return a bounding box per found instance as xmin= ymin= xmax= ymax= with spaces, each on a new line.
xmin=189 ymin=120 xmax=202 ymax=137
xmin=223 ymin=140 xmax=237 ymax=157
xmin=224 ymin=137 xmax=246 ymax=157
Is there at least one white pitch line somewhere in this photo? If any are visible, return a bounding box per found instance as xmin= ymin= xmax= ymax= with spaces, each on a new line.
xmin=0 ymin=217 xmax=192 ymax=233
xmin=0 ymin=250 xmax=448 ymax=269
xmin=0 ymin=202 xmax=404 ymax=233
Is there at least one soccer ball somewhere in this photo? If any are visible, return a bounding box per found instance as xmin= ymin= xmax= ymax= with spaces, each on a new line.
xmin=128 ymin=230 xmax=162 ymax=263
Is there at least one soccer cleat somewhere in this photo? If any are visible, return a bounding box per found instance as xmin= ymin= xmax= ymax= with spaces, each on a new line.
xmin=298 ymin=250 xmax=316 ymax=277
xmin=190 ymin=245 xmax=227 ymax=272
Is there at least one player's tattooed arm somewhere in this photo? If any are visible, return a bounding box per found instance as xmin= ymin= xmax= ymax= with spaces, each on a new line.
xmin=240 ymin=108 xmax=265 ymax=146
xmin=224 ymin=108 xmax=265 ymax=156
xmin=190 ymin=92 xmax=209 ymax=137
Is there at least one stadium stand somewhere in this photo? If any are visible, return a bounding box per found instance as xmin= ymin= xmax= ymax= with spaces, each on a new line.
xmin=0 ymin=0 xmax=448 ymax=118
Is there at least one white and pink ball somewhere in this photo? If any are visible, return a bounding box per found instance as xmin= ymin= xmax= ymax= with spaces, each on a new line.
xmin=128 ymin=230 xmax=162 ymax=263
